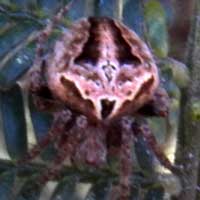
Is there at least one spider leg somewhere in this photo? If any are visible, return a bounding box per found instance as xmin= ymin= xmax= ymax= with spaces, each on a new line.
xmin=137 ymin=87 xmax=169 ymax=117
xmin=17 ymin=109 xmax=73 ymax=165
xmin=37 ymin=136 xmax=74 ymax=185
xmin=29 ymin=0 xmax=77 ymax=111
xmin=74 ymin=125 xmax=107 ymax=167
xmin=110 ymin=117 xmax=134 ymax=200
xmin=29 ymin=62 xmax=64 ymax=112
xmin=132 ymin=120 xmax=174 ymax=172
xmin=35 ymin=0 xmax=76 ymax=61
xmin=37 ymin=115 xmax=88 ymax=185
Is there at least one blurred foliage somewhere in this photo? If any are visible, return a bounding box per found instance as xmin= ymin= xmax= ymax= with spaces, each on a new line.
xmin=144 ymin=0 xmax=169 ymax=57
xmin=0 ymin=84 xmax=27 ymax=159
xmin=0 ymin=0 xmax=191 ymax=199
xmin=190 ymin=101 xmax=200 ymax=121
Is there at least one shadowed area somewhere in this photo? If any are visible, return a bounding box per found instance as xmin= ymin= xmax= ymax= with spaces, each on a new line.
xmin=74 ymin=17 xmax=102 ymax=66
xmin=100 ymin=99 xmax=116 ymax=119
xmin=108 ymin=19 xmax=142 ymax=65
xmin=74 ymin=17 xmax=141 ymax=67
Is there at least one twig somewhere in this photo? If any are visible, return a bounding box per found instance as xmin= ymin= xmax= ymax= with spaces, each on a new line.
xmin=0 ymin=5 xmax=44 ymax=26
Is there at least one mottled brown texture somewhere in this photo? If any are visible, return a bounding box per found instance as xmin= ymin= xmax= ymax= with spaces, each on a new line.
xmin=46 ymin=16 xmax=159 ymax=120
xmin=17 ymin=5 xmax=175 ymax=199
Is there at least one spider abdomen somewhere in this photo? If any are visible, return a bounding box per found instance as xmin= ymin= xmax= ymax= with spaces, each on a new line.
xmin=46 ymin=17 xmax=159 ymax=121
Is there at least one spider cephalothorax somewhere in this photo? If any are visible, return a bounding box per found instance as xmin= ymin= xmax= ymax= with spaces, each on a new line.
xmin=18 ymin=2 xmax=176 ymax=199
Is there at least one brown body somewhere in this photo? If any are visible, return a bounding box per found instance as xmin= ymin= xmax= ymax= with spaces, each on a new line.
xmin=46 ymin=17 xmax=159 ymax=122
xmin=20 ymin=13 xmax=174 ymax=200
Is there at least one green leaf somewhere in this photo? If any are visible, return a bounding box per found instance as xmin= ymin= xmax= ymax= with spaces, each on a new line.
xmin=16 ymin=178 xmax=42 ymax=200
xmin=0 ymin=84 xmax=27 ymax=159
xmin=0 ymin=47 xmax=34 ymax=89
xmin=28 ymin=95 xmax=56 ymax=161
xmin=135 ymin=135 xmax=155 ymax=173
xmin=85 ymin=180 xmax=111 ymax=200
xmin=124 ymin=0 xmax=145 ymax=37
xmin=94 ymin=0 xmax=118 ymax=18
xmin=130 ymin=186 xmax=140 ymax=200
xmin=144 ymin=0 xmax=168 ymax=57
xmin=159 ymin=58 xmax=190 ymax=88
xmin=0 ymin=0 xmax=11 ymax=6
xmin=0 ymin=16 xmax=37 ymax=58
xmin=144 ymin=186 xmax=164 ymax=200
xmin=50 ymin=176 xmax=77 ymax=200
xmin=0 ymin=13 xmax=39 ymax=89
xmin=190 ymin=100 xmax=200 ymax=121
xmin=37 ymin=0 xmax=62 ymax=16
xmin=0 ymin=171 xmax=16 ymax=200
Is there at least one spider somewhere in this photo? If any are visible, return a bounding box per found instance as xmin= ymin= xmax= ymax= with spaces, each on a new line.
xmin=17 ymin=1 xmax=177 ymax=199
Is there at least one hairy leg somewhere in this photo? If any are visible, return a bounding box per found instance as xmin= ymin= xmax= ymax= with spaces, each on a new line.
xmin=29 ymin=63 xmax=64 ymax=112
xmin=110 ymin=117 xmax=134 ymax=200
xmin=37 ymin=137 xmax=73 ymax=185
xmin=119 ymin=117 xmax=134 ymax=199
xmin=17 ymin=109 xmax=73 ymax=165
xmin=137 ymin=87 xmax=169 ymax=117
xmin=38 ymin=115 xmax=88 ymax=185
xmin=28 ymin=0 xmax=76 ymax=111
xmin=132 ymin=120 xmax=174 ymax=171
xmin=74 ymin=124 xmax=107 ymax=167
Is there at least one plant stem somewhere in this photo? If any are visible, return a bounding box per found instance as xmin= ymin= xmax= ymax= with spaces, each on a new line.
xmin=173 ymin=1 xmax=200 ymax=199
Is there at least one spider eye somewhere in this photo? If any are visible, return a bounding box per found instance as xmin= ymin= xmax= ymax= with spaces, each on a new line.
xmin=100 ymin=99 xmax=116 ymax=119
